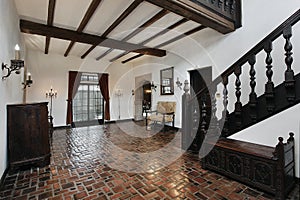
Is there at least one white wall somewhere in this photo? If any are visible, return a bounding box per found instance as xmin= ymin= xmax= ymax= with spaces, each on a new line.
xmin=0 ymin=0 xmax=24 ymax=179
xmin=26 ymin=50 xmax=112 ymax=126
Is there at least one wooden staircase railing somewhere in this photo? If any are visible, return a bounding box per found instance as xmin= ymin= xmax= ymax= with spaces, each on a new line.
xmin=182 ymin=9 xmax=300 ymax=152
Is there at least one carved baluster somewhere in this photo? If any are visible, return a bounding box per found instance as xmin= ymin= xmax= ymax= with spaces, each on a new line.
xmin=200 ymin=100 xmax=207 ymax=138
xmin=192 ymin=99 xmax=200 ymax=133
xmin=221 ymin=76 xmax=229 ymax=137
xmin=218 ymin=0 xmax=223 ymax=8
xmin=248 ymin=55 xmax=257 ymax=122
xmin=264 ymin=41 xmax=275 ymax=113
xmin=224 ymin=0 xmax=229 ymax=11
xmin=181 ymin=80 xmax=191 ymax=150
xmin=283 ymin=25 xmax=295 ymax=104
xmin=230 ymin=0 xmax=235 ymax=14
xmin=210 ymin=86 xmax=218 ymax=124
xmin=211 ymin=0 xmax=216 ymax=5
xmin=208 ymin=84 xmax=221 ymax=138
xmin=189 ymin=98 xmax=200 ymax=152
xmin=234 ymin=65 xmax=242 ymax=130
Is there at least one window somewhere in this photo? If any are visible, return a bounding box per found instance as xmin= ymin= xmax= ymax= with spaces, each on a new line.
xmin=73 ymin=73 xmax=104 ymax=126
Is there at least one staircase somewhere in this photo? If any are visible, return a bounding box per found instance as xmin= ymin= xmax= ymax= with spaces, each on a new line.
xmin=182 ymin=9 xmax=300 ymax=152
xmin=181 ymin=9 xmax=300 ymax=199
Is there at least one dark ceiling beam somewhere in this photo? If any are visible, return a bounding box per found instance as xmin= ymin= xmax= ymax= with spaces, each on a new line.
xmin=110 ymin=18 xmax=188 ymax=62
xmin=144 ymin=0 xmax=234 ymax=34
xmin=64 ymin=0 xmax=103 ymax=57
xmin=81 ymin=0 xmax=144 ymax=59
xmin=20 ymin=19 xmax=166 ymax=57
xmin=96 ymin=9 xmax=169 ymax=61
xmin=156 ymin=25 xmax=206 ymax=48
xmin=122 ymin=25 xmax=206 ymax=63
xmin=45 ymin=0 xmax=56 ymax=54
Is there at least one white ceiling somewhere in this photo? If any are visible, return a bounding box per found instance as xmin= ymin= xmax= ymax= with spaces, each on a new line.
xmin=14 ymin=0 xmax=201 ymax=62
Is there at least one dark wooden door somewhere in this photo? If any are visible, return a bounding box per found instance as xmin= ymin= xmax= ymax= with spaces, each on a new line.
xmin=188 ymin=67 xmax=212 ymax=152
xmin=7 ymin=102 xmax=50 ymax=171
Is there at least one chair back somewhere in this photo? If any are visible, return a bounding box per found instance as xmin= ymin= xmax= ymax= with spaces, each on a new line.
xmin=157 ymin=101 xmax=176 ymax=114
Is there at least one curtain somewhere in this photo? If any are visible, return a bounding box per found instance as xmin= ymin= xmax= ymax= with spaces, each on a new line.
xmin=66 ymin=71 xmax=82 ymax=125
xmin=98 ymin=73 xmax=110 ymax=120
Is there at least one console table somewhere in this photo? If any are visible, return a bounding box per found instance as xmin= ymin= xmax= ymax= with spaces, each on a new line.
xmin=7 ymin=102 xmax=50 ymax=171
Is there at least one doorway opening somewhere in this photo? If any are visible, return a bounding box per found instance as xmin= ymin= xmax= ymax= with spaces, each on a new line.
xmin=134 ymin=73 xmax=152 ymax=121
xmin=142 ymin=81 xmax=152 ymax=113
xmin=73 ymin=73 xmax=104 ymax=127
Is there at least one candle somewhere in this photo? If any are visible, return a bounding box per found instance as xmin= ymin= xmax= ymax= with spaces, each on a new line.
xmin=15 ymin=44 xmax=20 ymax=60
xmin=27 ymin=72 xmax=31 ymax=80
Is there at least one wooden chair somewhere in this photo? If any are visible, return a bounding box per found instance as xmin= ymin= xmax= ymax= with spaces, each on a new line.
xmin=146 ymin=101 xmax=176 ymax=131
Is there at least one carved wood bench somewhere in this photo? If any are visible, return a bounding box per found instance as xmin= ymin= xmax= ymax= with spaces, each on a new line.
xmin=201 ymin=133 xmax=295 ymax=199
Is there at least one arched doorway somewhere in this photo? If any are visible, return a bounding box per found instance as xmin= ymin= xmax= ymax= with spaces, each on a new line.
xmin=134 ymin=73 xmax=152 ymax=121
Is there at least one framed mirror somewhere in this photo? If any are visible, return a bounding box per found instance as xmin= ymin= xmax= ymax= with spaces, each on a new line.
xmin=160 ymin=67 xmax=174 ymax=95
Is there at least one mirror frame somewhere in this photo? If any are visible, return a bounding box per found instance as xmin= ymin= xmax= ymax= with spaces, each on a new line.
xmin=160 ymin=67 xmax=174 ymax=95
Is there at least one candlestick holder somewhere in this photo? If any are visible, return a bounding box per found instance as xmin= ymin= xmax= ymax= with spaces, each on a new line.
xmin=46 ymin=87 xmax=57 ymax=136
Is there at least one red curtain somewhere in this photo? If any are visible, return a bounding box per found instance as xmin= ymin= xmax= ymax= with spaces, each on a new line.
xmin=98 ymin=73 xmax=110 ymax=120
xmin=66 ymin=71 xmax=82 ymax=125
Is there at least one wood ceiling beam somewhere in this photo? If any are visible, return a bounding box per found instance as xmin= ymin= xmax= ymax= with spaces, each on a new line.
xmin=96 ymin=9 xmax=169 ymax=61
xmin=122 ymin=25 xmax=206 ymax=63
xmin=20 ymin=20 xmax=166 ymax=57
xmin=45 ymin=0 xmax=56 ymax=54
xmin=110 ymin=18 xmax=188 ymax=62
xmin=81 ymin=0 xmax=144 ymax=59
xmin=144 ymin=0 xmax=234 ymax=34
xmin=64 ymin=0 xmax=103 ymax=57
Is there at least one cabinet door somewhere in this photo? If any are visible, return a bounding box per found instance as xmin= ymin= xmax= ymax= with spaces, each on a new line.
xmin=7 ymin=103 xmax=50 ymax=168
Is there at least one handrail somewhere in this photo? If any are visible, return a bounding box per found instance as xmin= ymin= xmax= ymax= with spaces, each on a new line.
xmin=190 ymin=9 xmax=300 ymax=102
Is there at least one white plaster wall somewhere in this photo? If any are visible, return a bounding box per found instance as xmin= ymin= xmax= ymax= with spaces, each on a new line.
xmin=0 ymin=0 xmax=24 ymax=179
xmin=26 ymin=50 xmax=111 ymax=126
xmin=26 ymin=50 xmax=139 ymax=125
xmin=230 ymin=104 xmax=300 ymax=178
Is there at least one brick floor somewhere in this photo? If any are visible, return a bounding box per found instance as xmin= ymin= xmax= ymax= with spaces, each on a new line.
xmin=0 ymin=122 xmax=299 ymax=199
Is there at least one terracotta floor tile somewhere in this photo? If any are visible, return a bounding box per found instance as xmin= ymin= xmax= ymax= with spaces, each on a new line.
xmin=0 ymin=123 xmax=298 ymax=200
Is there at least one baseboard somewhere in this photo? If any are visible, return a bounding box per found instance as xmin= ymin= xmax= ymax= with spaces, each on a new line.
xmin=164 ymin=124 xmax=180 ymax=131
xmin=53 ymin=125 xmax=71 ymax=130
xmin=0 ymin=167 xmax=9 ymax=190
xmin=105 ymin=118 xmax=134 ymax=124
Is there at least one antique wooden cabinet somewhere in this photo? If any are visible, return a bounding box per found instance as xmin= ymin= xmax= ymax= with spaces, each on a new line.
xmin=7 ymin=102 xmax=50 ymax=171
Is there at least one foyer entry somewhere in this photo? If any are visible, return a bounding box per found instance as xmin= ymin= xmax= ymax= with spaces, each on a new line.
xmin=134 ymin=73 xmax=152 ymax=121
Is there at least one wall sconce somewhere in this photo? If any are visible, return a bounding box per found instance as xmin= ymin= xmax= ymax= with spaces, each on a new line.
xmin=22 ymin=72 xmax=33 ymax=89
xmin=151 ymin=81 xmax=157 ymax=92
xmin=2 ymin=44 xmax=24 ymax=79
xmin=176 ymin=77 xmax=183 ymax=90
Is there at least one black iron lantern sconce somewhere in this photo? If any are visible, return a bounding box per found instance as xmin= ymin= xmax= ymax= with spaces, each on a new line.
xmin=22 ymin=72 xmax=33 ymax=89
xmin=2 ymin=44 xmax=25 ymax=79
xmin=151 ymin=81 xmax=157 ymax=91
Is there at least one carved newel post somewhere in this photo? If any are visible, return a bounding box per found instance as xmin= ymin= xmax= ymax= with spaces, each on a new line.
xmin=182 ymin=80 xmax=191 ymax=150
